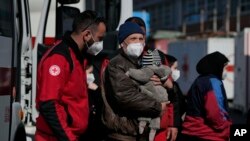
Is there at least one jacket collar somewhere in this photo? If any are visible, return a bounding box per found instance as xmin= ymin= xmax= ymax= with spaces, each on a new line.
xmin=63 ymin=31 xmax=83 ymax=64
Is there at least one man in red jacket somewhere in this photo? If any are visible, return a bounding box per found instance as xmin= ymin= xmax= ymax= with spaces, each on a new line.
xmin=35 ymin=10 xmax=106 ymax=141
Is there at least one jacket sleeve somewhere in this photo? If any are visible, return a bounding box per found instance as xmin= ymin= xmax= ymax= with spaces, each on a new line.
xmin=106 ymin=63 xmax=162 ymax=118
xmin=204 ymin=88 xmax=231 ymax=131
xmin=167 ymin=103 xmax=174 ymax=127
xmin=172 ymin=82 xmax=186 ymax=127
xmin=38 ymin=54 xmax=76 ymax=141
xmin=170 ymin=84 xmax=181 ymax=127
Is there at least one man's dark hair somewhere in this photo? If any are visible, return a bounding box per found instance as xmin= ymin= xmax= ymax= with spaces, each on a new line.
xmin=125 ymin=17 xmax=146 ymax=30
xmin=72 ymin=10 xmax=105 ymax=33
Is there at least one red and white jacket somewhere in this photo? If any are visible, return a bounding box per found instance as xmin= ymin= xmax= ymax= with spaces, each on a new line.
xmin=35 ymin=34 xmax=89 ymax=141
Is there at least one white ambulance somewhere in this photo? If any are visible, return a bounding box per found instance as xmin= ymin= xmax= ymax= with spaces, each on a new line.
xmin=0 ymin=0 xmax=133 ymax=140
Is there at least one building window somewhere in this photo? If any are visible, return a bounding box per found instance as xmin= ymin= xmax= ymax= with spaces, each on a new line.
xmin=184 ymin=0 xmax=200 ymax=24
xmin=206 ymin=0 xmax=216 ymax=20
xmin=163 ymin=4 xmax=171 ymax=28
xmin=241 ymin=0 xmax=250 ymax=14
xmin=149 ymin=6 xmax=158 ymax=31
xmin=216 ymin=0 xmax=226 ymax=19
xmin=186 ymin=0 xmax=197 ymax=14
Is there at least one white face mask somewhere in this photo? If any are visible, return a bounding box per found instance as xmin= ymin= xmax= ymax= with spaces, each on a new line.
xmin=125 ymin=42 xmax=144 ymax=58
xmin=171 ymin=69 xmax=180 ymax=81
xmin=87 ymin=73 xmax=95 ymax=84
xmin=87 ymin=41 xmax=103 ymax=56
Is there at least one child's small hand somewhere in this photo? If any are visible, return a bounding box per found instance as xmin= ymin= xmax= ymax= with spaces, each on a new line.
xmin=163 ymin=78 xmax=173 ymax=89
xmin=150 ymin=75 xmax=162 ymax=85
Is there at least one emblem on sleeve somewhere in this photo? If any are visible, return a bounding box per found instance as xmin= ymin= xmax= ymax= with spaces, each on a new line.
xmin=49 ymin=65 xmax=61 ymax=76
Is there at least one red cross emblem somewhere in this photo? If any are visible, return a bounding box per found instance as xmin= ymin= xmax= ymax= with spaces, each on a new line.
xmin=49 ymin=65 xmax=60 ymax=76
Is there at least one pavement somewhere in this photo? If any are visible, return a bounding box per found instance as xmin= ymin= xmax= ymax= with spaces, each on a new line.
xmin=25 ymin=104 xmax=248 ymax=141
xmin=228 ymin=101 xmax=248 ymax=124
xmin=229 ymin=108 xmax=247 ymax=124
xmin=229 ymin=107 xmax=249 ymax=141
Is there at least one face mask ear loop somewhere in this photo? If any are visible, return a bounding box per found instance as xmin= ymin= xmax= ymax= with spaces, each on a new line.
xmin=90 ymin=32 xmax=96 ymax=42
xmin=120 ymin=41 xmax=127 ymax=48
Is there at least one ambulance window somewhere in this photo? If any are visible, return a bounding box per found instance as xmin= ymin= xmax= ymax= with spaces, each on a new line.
xmin=0 ymin=0 xmax=12 ymax=37
xmin=24 ymin=0 xmax=30 ymax=34
xmin=86 ymin=0 xmax=121 ymax=31
xmin=0 ymin=0 xmax=14 ymax=69
xmin=56 ymin=6 xmax=80 ymax=39
xmin=15 ymin=0 xmax=21 ymax=44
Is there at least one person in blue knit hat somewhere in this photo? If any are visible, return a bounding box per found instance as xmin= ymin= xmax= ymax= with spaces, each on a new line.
xmin=101 ymin=21 xmax=166 ymax=141
xmin=118 ymin=22 xmax=145 ymax=58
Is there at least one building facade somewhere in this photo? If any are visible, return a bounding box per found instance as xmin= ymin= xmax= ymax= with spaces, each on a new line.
xmin=134 ymin=0 xmax=250 ymax=34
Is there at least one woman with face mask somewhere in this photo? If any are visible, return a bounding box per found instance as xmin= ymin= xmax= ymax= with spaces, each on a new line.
xmin=165 ymin=54 xmax=187 ymax=141
xmin=181 ymin=51 xmax=232 ymax=141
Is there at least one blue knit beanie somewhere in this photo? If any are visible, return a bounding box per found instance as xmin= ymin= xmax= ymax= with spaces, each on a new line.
xmin=118 ymin=22 xmax=144 ymax=44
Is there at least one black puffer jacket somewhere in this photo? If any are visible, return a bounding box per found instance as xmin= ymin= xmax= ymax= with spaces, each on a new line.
xmin=102 ymin=49 xmax=162 ymax=140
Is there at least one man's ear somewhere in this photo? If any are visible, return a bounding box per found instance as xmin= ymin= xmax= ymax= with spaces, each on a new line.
xmin=121 ymin=42 xmax=127 ymax=48
xmin=82 ymin=30 xmax=91 ymax=40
